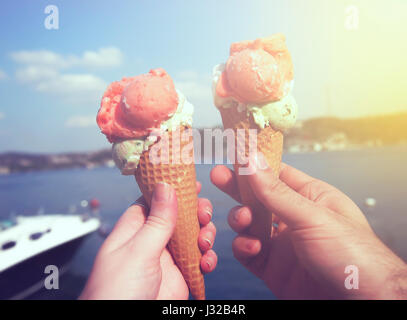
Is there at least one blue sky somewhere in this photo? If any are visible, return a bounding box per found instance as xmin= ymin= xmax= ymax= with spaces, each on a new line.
xmin=0 ymin=0 xmax=406 ymax=152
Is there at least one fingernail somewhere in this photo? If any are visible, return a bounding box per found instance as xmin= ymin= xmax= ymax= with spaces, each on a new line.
xmin=205 ymin=207 xmax=212 ymax=219
xmin=204 ymin=238 xmax=212 ymax=248
xmin=153 ymin=183 xmax=172 ymax=202
xmin=206 ymin=261 xmax=212 ymax=269
xmin=233 ymin=209 xmax=241 ymax=222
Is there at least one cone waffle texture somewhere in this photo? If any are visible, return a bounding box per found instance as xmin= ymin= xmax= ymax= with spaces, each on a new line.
xmin=134 ymin=126 xmax=205 ymax=300
xmin=220 ymin=106 xmax=283 ymax=241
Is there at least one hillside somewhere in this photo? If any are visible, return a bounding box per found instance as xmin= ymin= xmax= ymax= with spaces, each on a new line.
xmin=1 ymin=112 xmax=406 ymax=174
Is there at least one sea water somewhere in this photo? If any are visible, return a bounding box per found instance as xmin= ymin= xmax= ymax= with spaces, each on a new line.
xmin=1 ymin=145 xmax=406 ymax=299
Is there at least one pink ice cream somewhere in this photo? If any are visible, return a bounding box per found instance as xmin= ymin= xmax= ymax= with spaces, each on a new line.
xmin=96 ymin=68 xmax=178 ymax=143
xmin=216 ymin=34 xmax=294 ymax=104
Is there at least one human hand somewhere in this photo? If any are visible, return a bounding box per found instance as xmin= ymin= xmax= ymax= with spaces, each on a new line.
xmin=80 ymin=182 xmax=217 ymax=300
xmin=211 ymin=158 xmax=407 ymax=299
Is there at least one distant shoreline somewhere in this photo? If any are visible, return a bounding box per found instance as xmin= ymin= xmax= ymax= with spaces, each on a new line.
xmin=1 ymin=113 xmax=407 ymax=175
xmin=1 ymin=142 xmax=406 ymax=176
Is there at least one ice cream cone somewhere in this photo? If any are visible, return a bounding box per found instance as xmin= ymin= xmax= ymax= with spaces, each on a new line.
xmin=220 ymin=106 xmax=283 ymax=243
xmin=134 ymin=126 xmax=205 ymax=300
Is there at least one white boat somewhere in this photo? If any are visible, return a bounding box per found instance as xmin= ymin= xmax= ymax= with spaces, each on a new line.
xmin=0 ymin=214 xmax=100 ymax=300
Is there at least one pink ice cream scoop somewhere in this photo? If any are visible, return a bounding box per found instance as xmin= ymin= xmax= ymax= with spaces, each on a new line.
xmin=216 ymin=33 xmax=294 ymax=104
xmin=96 ymin=68 xmax=178 ymax=143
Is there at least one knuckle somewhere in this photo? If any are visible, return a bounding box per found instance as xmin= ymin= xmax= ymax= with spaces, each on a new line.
xmin=204 ymin=198 xmax=213 ymax=207
xmin=299 ymin=180 xmax=317 ymax=199
xmin=207 ymin=221 xmax=216 ymax=233
xmin=228 ymin=206 xmax=240 ymax=223
xmin=229 ymin=205 xmax=243 ymax=215
xmin=145 ymin=214 xmax=169 ymax=231
xmin=300 ymin=179 xmax=334 ymax=202
xmin=245 ymin=239 xmax=260 ymax=253
xmin=238 ymin=206 xmax=251 ymax=220
xmin=314 ymin=189 xmax=336 ymax=204
xmin=265 ymin=179 xmax=290 ymax=199
xmin=199 ymin=197 xmax=211 ymax=206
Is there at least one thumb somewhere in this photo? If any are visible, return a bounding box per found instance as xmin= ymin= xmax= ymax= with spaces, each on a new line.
xmin=246 ymin=153 xmax=325 ymax=229
xmin=131 ymin=183 xmax=178 ymax=258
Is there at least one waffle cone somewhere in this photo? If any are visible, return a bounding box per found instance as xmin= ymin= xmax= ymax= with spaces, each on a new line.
xmin=220 ymin=106 xmax=283 ymax=242
xmin=135 ymin=126 xmax=205 ymax=300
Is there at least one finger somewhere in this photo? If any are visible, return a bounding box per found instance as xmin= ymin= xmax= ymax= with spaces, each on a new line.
xmin=198 ymin=198 xmax=213 ymax=225
xmin=247 ymin=154 xmax=327 ymax=228
xmin=101 ymin=197 xmax=148 ymax=252
xmin=130 ymin=183 xmax=177 ymax=258
xmin=210 ymin=165 xmax=241 ymax=202
xmin=156 ymin=250 xmax=190 ymax=300
xmin=280 ymin=163 xmax=338 ymax=196
xmin=227 ymin=206 xmax=252 ymax=233
xmin=198 ymin=222 xmax=216 ymax=251
xmin=298 ymin=180 xmax=368 ymax=224
xmin=232 ymin=235 xmax=262 ymax=260
xmin=280 ymin=163 xmax=367 ymax=222
xmin=200 ymin=249 xmax=218 ymax=274
xmin=196 ymin=181 xmax=202 ymax=195
xmin=279 ymin=162 xmax=318 ymax=192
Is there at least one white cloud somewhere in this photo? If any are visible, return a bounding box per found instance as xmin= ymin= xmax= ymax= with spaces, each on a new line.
xmin=15 ymin=66 xmax=58 ymax=83
xmin=65 ymin=115 xmax=96 ymax=128
xmin=11 ymin=47 xmax=121 ymax=104
xmin=15 ymin=66 xmax=106 ymax=103
xmin=0 ymin=112 xmax=4 ymax=120
xmin=10 ymin=47 xmax=123 ymax=69
xmin=11 ymin=50 xmax=71 ymax=69
xmin=80 ymin=47 xmax=123 ymax=68
xmin=35 ymin=73 xmax=106 ymax=95
xmin=0 ymin=69 xmax=7 ymax=80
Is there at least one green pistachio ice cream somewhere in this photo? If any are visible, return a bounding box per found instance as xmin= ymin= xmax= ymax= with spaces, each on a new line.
xmin=212 ymin=63 xmax=298 ymax=132
xmin=247 ymin=94 xmax=297 ymax=131
xmin=112 ymin=90 xmax=194 ymax=175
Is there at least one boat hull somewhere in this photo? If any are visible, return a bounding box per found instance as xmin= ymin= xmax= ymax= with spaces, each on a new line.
xmin=0 ymin=235 xmax=87 ymax=300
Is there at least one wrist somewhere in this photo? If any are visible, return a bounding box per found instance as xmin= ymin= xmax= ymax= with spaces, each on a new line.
xmin=363 ymin=261 xmax=407 ymax=300
xmin=386 ymin=264 xmax=407 ymax=299
xmin=342 ymin=236 xmax=407 ymax=300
